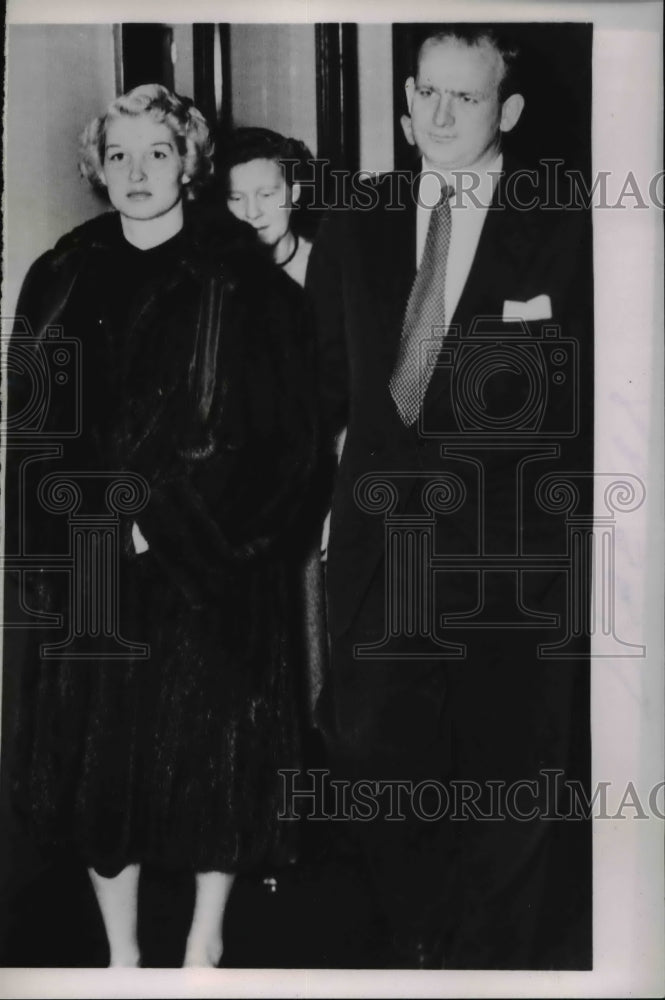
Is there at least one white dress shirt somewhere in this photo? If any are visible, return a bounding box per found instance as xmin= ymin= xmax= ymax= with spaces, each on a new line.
xmin=416 ymin=153 xmax=503 ymax=325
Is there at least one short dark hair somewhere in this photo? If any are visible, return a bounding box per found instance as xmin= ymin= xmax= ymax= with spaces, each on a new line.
xmin=217 ymin=127 xmax=313 ymax=191
xmin=216 ymin=126 xmax=318 ymax=238
xmin=413 ymin=24 xmax=522 ymax=103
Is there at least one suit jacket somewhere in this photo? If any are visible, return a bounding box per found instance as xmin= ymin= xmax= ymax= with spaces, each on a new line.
xmin=307 ymin=162 xmax=593 ymax=639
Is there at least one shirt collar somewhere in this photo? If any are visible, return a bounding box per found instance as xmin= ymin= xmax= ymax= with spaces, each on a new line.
xmin=419 ymin=152 xmax=503 ymax=208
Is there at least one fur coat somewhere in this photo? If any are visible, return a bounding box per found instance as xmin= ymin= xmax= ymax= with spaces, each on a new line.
xmin=5 ymin=209 xmax=320 ymax=876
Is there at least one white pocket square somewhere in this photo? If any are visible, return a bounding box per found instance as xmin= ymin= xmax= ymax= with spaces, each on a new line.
xmin=131 ymin=520 xmax=149 ymax=554
xmin=502 ymin=294 xmax=552 ymax=322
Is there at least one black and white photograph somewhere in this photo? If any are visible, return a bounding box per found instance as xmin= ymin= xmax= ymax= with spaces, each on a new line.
xmin=1 ymin=1 xmax=662 ymax=996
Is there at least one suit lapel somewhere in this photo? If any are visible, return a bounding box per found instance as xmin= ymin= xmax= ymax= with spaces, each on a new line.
xmin=424 ymin=167 xmax=543 ymax=413
xmin=362 ymin=171 xmax=418 ymax=371
xmin=452 ymin=169 xmax=540 ymax=328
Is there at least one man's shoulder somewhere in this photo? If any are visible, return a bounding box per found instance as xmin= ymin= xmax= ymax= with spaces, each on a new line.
xmin=492 ymin=158 xmax=590 ymax=245
xmin=317 ymin=169 xmax=417 ymax=242
xmin=498 ymin=158 xmax=590 ymax=216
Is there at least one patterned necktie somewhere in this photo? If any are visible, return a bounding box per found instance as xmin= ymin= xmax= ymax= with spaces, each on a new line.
xmin=389 ymin=185 xmax=454 ymax=426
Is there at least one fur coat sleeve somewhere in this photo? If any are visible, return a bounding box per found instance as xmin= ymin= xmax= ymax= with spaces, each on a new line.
xmin=128 ymin=251 xmax=323 ymax=607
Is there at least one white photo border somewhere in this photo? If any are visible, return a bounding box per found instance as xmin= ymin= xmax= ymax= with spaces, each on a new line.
xmin=2 ymin=1 xmax=663 ymax=997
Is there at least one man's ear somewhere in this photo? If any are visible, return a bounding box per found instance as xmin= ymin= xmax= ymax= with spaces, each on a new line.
xmin=291 ymin=181 xmax=301 ymax=205
xmin=402 ymin=78 xmax=417 ymax=146
xmin=405 ymin=76 xmax=416 ymax=115
xmin=499 ymin=93 xmax=525 ymax=134
xmin=400 ymin=114 xmax=416 ymax=147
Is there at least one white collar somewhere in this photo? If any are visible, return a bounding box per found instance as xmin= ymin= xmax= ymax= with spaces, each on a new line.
xmin=419 ymin=153 xmax=503 ymax=208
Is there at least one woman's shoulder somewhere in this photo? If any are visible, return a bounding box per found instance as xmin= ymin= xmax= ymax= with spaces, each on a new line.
xmin=183 ymin=207 xmax=305 ymax=305
xmin=181 ymin=206 xmax=260 ymax=268
xmin=50 ymin=211 xmax=120 ymax=258
xmin=24 ymin=213 xmax=121 ymax=286
xmin=16 ymin=213 xmax=120 ymax=319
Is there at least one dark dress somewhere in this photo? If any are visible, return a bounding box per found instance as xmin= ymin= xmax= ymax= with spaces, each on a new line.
xmin=5 ymin=210 xmax=318 ymax=877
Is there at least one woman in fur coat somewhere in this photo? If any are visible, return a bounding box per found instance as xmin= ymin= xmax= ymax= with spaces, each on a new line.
xmin=5 ymin=84 xmax=318 ymax=967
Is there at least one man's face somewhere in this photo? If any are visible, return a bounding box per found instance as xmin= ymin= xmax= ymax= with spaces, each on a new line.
xmin=405 ymin=37 xmax=518 ymax=172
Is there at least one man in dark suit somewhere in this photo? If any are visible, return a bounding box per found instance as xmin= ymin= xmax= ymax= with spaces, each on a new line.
xmin=307 ymin=24 xmax=592 ymax=969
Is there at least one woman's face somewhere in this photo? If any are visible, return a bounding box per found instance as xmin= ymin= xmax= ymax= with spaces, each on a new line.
xmin=226 ymin=158 xmax=299 ymax=248
xmin=101 ymin=113 xmax=188 ymax=222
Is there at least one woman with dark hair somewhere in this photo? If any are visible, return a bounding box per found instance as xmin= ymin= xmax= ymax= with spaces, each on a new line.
xmin=6 ymin=85 xmax=317 ymax=967
xmin=220 ymin=127 xmax=315 ymax=287
xmin=218 ymin=127 xmax=332 ymax=723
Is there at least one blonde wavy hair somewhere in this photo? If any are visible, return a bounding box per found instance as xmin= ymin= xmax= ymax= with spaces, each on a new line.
xmin=78 ymin=83 xmax=213 ymax=200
